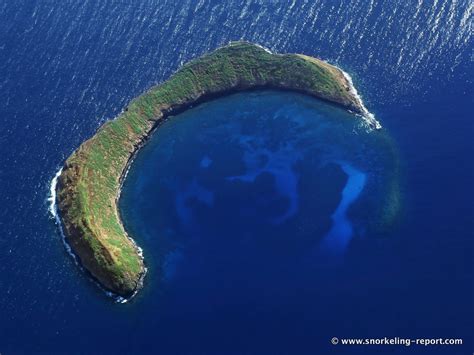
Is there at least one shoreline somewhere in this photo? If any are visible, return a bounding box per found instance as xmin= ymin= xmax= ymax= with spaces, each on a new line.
xmin=49 ymin=168 xmax=141 ymax=303
xmin=337 ymin=67 xmax=381 ymax=130
xmin=56 ymin=41 xmax=379 ymax=298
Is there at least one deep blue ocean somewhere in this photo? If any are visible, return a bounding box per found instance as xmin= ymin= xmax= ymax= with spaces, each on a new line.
xmin=0 ymin=1 xmax=472 ymax=354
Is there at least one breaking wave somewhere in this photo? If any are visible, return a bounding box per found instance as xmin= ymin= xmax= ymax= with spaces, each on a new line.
xmin=338 ymin=67 xmax=382 ymax=130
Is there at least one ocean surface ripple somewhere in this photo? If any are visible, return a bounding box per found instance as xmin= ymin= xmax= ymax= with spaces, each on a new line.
xmin=0 ymin=1 xmax=472 ymax=354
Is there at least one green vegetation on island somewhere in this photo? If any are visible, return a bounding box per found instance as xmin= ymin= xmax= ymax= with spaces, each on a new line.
xmin=57 ymin=42 xmax=371 ymax=297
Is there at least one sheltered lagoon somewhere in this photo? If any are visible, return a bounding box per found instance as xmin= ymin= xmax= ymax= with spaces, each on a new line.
xmin=120 ymin=91 xmax=400 ymax=289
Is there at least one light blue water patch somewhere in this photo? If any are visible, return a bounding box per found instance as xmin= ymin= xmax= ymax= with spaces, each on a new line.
xmin=321 ymin=162 xmax=367 ymax=253
xmin=200 ymin=156 xmax=212 ymax=168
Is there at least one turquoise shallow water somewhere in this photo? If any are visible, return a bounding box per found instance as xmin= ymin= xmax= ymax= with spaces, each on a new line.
xmin=321 ymin=163 xmax=367 ymax=254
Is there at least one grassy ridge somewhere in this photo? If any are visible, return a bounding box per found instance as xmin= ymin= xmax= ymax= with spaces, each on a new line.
xmin=57 ymin=42 xmax=364 ymax=297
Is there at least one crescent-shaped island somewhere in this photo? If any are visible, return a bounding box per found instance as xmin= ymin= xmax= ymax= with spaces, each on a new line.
xmin=56 ymin=42 xmax=380 ymax=298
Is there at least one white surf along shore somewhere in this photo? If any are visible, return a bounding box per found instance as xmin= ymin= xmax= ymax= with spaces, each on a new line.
xmin=338 ymin=67 xmax=382 ymax=130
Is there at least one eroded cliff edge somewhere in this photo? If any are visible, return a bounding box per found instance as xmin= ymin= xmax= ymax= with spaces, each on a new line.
xmin=56 ymin=42 xmax=372 ymax=298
